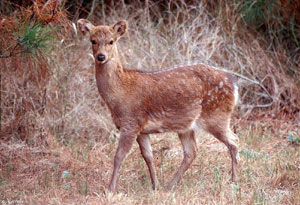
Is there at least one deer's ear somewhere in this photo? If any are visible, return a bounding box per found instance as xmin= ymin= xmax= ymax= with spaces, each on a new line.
xmin=113 ymin=20 xmax=127 ymax=38
xmin=77 ymin=19 xmax=94 ymax=35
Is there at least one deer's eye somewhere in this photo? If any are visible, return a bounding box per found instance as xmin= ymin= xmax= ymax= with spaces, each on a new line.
xmin=91 ymin=40 xmax=96 ymax=45
xmin=109 ymin=40 xmax=114 ymax=45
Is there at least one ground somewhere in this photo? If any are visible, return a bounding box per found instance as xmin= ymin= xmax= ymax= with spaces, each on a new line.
xmin=1 ymin=119 xmax=299 ymax=204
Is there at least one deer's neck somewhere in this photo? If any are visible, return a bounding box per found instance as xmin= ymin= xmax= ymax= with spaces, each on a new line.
xmin=95 ymin=58 xmax=125 ymax=108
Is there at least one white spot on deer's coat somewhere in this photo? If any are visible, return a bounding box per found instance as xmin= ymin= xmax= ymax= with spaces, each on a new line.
xmin=219 ymin=81 xmax=223 ymax=88
xmin=208 ymin=90 xmax=212 ymax=96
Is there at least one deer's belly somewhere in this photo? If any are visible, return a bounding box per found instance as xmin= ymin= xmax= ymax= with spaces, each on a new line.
xmin=141 ymin=112 xmax=200 ymax=134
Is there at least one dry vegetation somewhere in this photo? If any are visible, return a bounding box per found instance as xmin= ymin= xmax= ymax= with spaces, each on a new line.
xmin=0 ymin=0 xmax=300 ymax=204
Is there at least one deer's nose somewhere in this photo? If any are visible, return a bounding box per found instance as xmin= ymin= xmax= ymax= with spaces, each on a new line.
xmin=97 ymin=54 xmax=106 ymax=62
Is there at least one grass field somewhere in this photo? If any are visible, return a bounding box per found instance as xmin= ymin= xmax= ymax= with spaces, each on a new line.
xmin=1 ymin=119 xmax=300 ymax=204
xmin=0 ymin=1 xmax=299 ymax=204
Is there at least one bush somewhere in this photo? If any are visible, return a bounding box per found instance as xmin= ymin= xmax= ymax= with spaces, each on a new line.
xmin=238 ymin=0 xmax=300 ymax=76
xmin=0 ymin=0 xmax=69 ymax=144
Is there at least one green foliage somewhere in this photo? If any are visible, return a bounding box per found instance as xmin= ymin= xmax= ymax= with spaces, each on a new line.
xmin=238 ymin=0 xmax=300 ymax=76
xmin=240 ymin=149 xmax=269 ymax=159
xmin=61 ymin=170 xmax=73 ymax=179
xmin=0 ymin=22 xmax=55 ymax=58
xmin=17 ymin=22 xmax=55 ymax=56
xmin=239 ymin=0 xmax=300 ymax=45
xmin=287 ymin=133 xmax=300 ymax=144
xmin=213 ymin=167 xmax=221 ymax=184
xmin=253 ymin=189 xmax=266 ymax=204
xmin=239 ymin=0 xmax=279 ymax=28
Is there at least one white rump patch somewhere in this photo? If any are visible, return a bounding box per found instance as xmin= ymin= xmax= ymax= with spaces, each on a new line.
xmin=233 ymin=84 xmax=239 ymax=105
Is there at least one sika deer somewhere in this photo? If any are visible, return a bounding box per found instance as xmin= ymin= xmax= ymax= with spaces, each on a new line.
xmin=77 ymin=19 xmax=239 ymax=192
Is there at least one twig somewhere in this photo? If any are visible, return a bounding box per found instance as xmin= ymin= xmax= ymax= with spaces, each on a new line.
xmin=0 ymin=43 xmax=20 ymax=58
xmin=87 ymin=0 xmax=97 ymax=20
xmin=207 ymin=64 xmax=275 ymax=108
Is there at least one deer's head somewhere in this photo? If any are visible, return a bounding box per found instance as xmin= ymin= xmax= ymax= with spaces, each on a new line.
xmin=77 ymin=19 xmax=127 ymax=65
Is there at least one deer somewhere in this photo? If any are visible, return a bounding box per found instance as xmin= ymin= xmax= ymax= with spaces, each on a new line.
xmin=77 ymin=19 xmax=239 ymax=193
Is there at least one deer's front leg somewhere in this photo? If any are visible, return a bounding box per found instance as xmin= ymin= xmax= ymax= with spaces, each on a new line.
xmin=108 ymin=129 xmax=137 ymax=193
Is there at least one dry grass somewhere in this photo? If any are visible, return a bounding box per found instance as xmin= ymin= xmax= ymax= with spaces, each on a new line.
xmin=1 ymin=122 xmax=300 ymax=204
xmin=1 ymin=1 xmax=300 ymax=204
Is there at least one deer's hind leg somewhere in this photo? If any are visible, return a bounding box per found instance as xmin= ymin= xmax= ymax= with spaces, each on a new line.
xmin=205 ymin=116 xmax=239 ymax=182
xmin=166 ymin=130 xmax=197 ymax=190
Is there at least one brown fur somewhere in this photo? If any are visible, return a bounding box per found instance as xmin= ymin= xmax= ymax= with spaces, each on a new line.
xmin=77 ymin=19 xmax=239 ymax=192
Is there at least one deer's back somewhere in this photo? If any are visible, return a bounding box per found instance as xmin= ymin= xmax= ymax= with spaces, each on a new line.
xmin=116 ymin=64 xmax=237 ymax=134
